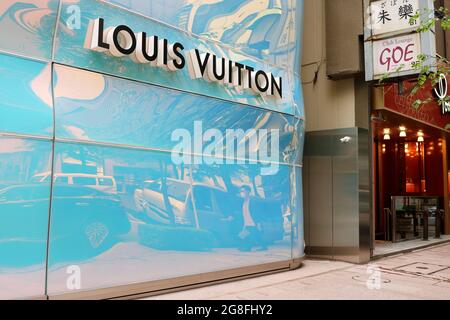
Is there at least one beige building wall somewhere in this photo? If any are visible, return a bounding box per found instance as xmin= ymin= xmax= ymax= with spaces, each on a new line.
xmin=301 ymin=0 xmax=362 ymax=132
xmin=301 ymin=0 xmax=371 ymax=264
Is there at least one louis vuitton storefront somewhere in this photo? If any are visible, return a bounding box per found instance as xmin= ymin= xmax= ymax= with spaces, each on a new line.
xmin=0 ymin=0 xmax=305 ymax=299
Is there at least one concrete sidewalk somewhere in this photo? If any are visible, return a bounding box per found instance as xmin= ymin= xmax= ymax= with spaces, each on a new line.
xmin=145 ymin=243 xmax=450 ymax=300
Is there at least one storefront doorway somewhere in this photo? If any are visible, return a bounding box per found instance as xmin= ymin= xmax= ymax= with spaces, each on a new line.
xmin=371 ymin=109 xmax=450 ymax=256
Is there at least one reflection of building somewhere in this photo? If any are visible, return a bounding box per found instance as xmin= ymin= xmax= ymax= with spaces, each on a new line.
xmin=0 ymin=140 xmax=52 ymax=185
xmin=108 ymin=0 xmax=299 ymax=67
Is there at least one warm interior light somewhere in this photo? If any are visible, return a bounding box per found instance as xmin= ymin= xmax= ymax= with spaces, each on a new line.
xmin=417 ymin=131 xmax=424 ymax=142
xmin=383 ymin=134 xmax=390 ymax=140
xmin=383 ymin=128 xmax=390 ymax=140
xmin=399 ymin=126 xmax=407 ymax=137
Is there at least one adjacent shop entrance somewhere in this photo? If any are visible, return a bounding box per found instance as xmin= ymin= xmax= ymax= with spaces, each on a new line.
xmin=371 ymin=109 xmax=450 ymax=256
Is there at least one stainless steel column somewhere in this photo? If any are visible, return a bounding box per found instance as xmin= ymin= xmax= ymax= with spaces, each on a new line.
xmin=303 ymin=127 xmax=371 ymax=263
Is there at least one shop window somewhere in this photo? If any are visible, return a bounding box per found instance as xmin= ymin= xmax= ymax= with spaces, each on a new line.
xmin=98 ymin=178 xmax=114 ymax=186
xmin=72 ymin=176 xmax=97 ymax=186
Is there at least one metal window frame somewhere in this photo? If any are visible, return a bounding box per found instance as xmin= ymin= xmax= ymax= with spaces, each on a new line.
xmin=46 ymin=258 xmax=303 ymax=300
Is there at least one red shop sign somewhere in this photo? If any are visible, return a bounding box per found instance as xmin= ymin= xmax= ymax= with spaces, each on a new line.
xmin=383 ymin=76 xmax=450 ymax=131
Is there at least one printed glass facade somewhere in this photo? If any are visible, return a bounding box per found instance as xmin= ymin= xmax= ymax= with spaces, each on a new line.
xmin=0 ymin=0 xmax=304 ymax=299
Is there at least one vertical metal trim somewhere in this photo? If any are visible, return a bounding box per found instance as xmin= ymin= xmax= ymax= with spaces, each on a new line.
xmin=43 ymin=64 xmax=56 ymax=298
xmin=419 ymin=0 xmax=438 ymax=73
xmin=306 ymin=156 xmax=310 ymax=249
xmin=363 ymin=0 xmax=374 ymax=81
xmin=331 ymin=155 xmax=335 ymax=260
xmin=51 ymin=1 xmax=63 ymax=62
xmin=290 ymin=164 xmax=301 ymax=261
xmin=303 ymin=156 xmax=309 ymax=251
xmin=358 ymin=127 xmax=371 ymax=263
xmin=391 ymin=196 xmax=397 ymax=242
xmin=288 ymin=0 xmax=303 ymax=116
xmin=43 ymin=0 xmax=62 ymax=290
xmin=442 ymin=137 xmax=450 ymax=234
xmin=363 ymin=0 xmax=372 ymax=41
xmin=368 ymin=89 xmax=375 ymax=258
xmin=43 ymin=49 xmax=59 ymax=299
xmin=290 ymin=164 xmax=294 ymax=260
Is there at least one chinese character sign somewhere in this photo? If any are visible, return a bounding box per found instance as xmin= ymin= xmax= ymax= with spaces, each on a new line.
xmin=369 ymin=0 xmax=419 ymax=36
xmin=364 ymin=0 xmax=435 ymax=81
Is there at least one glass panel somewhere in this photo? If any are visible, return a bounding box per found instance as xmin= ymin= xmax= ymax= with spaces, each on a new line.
xmin=55 ymin=0 xmax=294 ymax=114
xmin=392 ymin=196 xmax=440 ymax=242
xmin=47 ymin=142 xmax=293 ymax=295
xmin=55 ymin=176 xmax=69 ymax=185
xmin=166 ymin=180 xmax=190 ymax=203
xmin=53 ymin=64 xmax=297 ymax=165
xmin=0 ymin=0 xmax=58 ymax=60
xmin=72 ymin=176 xmax=97 ymax=186
xmin=0 ymin=54 xmax=53 ymax=137
xmin=0 ymin=137 xmax=52 ymax=299
xmin=193 ymin=186 xmax=213 ymax=211
xmin=290 ymin=166 xmax=304 ymax=259
xmin=103 ymin=0 xmax=299 ymax=69
xmin=98 ymin=177 xmax=114 ymax=186
xmin=404 ymin=142 xmax=423 ymax=193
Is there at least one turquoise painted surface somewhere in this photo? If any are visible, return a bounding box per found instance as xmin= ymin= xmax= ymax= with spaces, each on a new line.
xmin=0 ymin=0 xmax=59 ymax=60
xmin=0 ymin=53 xmax=53 ymax=137
xmin=54 ymin=0 xmax=295 ymax=115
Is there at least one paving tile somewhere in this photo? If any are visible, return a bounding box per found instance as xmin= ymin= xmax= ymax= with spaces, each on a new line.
xmin=433 ymin=268 xmax=450 ymax=279
xmin=394 ymin=263 xmax=449 ymax=275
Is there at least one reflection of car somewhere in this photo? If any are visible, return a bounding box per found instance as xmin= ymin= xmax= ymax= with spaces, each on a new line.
xmin=134 ymin=178 xmax=192 ymax=225
xmin=31 ymin=172 xmax=117 ymax=195
xmin=0 ymin=183 xmax=130 ymax=264
xmin=133 ymin=178 xmax=284 ymax=246
xmin=0 ymin=184 xmax=51 ymax=241
xmin=50 ymin=185 xmax=130 ymax=261
xmin=134 ymin=178 xmax=238 ymax=229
